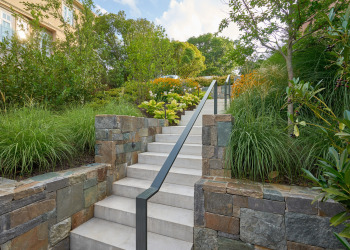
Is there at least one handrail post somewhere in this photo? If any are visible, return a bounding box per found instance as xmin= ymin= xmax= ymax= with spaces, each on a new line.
xmin=224 ymin=78 xmax=227 ymax=110
xmin=136 ymin=196 xmax=147 ymax=250
xmin=214 ymin=81 xmax=217 ymax=114
xmin=228 ymin=76 xmax=231 ymax=105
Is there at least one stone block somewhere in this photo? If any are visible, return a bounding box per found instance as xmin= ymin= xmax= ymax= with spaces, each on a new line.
xmin=286 ymin=197 xmax=318 ymax=215
xmin=10 ymin=199 xmax=55 ymax=228
xmin=112 ymin=133 xmax=123 ymax=141
xmin=203 ymin=115 xmax=215 ymax=126
xmin=68 ymin=172 xmax=86 ymax=185
xmin=209 ymin=169 xmax=231 ymax=177
xmin=217 ymin=231 xmax=240 ymax=240
xmin=45 ymin=177 xmax=69 ymax=192
xmin=86 ymin=169 xmax=97 ymax=179
xmin=285 ymin=212 xmax=344 ymax=249
xmin=0 ymin=214 xmax=10 ymax=233
xmin=115 ymin=153 xmax=126 ymax=165
xmin=203 ymin=127 xmax=211 ymax=145
xmin=205 ymin=212 xmax=239 ymax=235
xmin=131 ymin=151 xmax=138 ymax=165
xmin=57 ymin=182 xmax=84 ymax=221
xmin=263 ymin=188 xmax=284 ymax=202
xmin=10 ymin=221 xmax=48 ymax=250
xmin=148 ymin=127 xmax=157 ymax=136
xmin=240 ymin=208 xmax=286 ymax=250
xmin=136 ymin=117 xmax=145 ymax=129
xmin=83 ymin=178 xmax=97 ymax=190
xmin=141 ymin=137 xmax=148 ymax=152
xmin=209 ymin=159 xmax=223 ymax=170
xmin=50 ymin=237 xmax=69 ymax=250
xmin=124 ymin=142 xmax=141 ymax=153
xmin=2 ymin=192 xmax=46 ymax=216
xmin=211 ymin=126 xmax=218 ymax=146
xmin=95 ymin=115 xmax=117 ymax=129
xmin=194 ymin=227 xmax=218 ymax=250
xmin=139 ymin=128 xmax=149 ymax=137
xmin=116 ymin=163 xmax=127 ymax=180
xmin=218 ymin=238 xmax=254 ymax=250
xmin=94 ymin=141 xmax=117 ymax=168
xmin=0 ymin=191 xmax=13 ymax=206
xmin=108 ymin=129 xmax=122 ymax=141
xmin=71 ymin=206 xmax=94 ymax=230
xmin=107 ymin=175 xmax=114 ymax=196
xmin=286 ymin=241 xmax=324 ymax=250
xmin=1 ymin=241 xmax=11 ymax=250
xmin=217 ymin=147 xmax=226 ymax=160
xmin=204 ymin=191 xmax=233 ymax=216
xmin=215 ymin=114 xmax=233 ymax=122
xmin=248 ymin=197 xmax=285 ymax=215
xmin=148 ymin=118 xmax=158 ymax=127
xmin=98 ymin=181 xmax=107 ymax=201
xmin=95 ymin=144 xmax=101 ymax=155
xmin=49 ymin=218 xmax=71 ymax=246
xmin=203 ymin=146 xmax=215 ymax=159
xmin=13 ymin=182 xmax=45 ymax=200
xmin=84 ymin=185 xmax=97 ymax=208
xmin=194 ymin=179 xmax=206 ymax=227
xmin=97 ymin=167 xmax=107 ymax=182
xmin=203 ymin=181 xmax=227 ymax=194
xmin=233 ymin=195 xmax=248 ymax=208
xmin=95 ymin=129 xmax=109 ymax=141
xmin=318 ymin=200 xmax=345 ymax=217
xmin=202 ymin=158 xmax=210 ymax=176
xmin=217 ymin=122 xmax=232 ymax=147
xmin=126 ymin=152 xmax=132 ymax=165
xmin=232 ymin=206 xmax=240 ymax=218
xmin=227 ymin=182 xmax=263 ymax=199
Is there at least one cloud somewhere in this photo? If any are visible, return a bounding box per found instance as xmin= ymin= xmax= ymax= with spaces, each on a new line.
xmin=155 ymin=0 xmax=240 ymax=42
xmin=114 ymin=0 xmax=141 ymax=17
xmin=95 ymin=4 xmax=108 ymax=15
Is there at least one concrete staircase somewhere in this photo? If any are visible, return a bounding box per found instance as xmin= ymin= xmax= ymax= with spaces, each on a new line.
xmin=70 ymin=99 xmax=225 ymax=250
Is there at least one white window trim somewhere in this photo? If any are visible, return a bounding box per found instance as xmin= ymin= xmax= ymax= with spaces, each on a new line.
xmin=62 ymin=1 xmax=74 ymax=26
xmin=0 ymin=7 xmax=14 ymax=41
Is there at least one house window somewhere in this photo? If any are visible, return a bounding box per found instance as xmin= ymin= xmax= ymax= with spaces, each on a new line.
xmin=62 ymin=3 xmax=74 ymax=26
xmin=16 ymin=18 xmax=29 ymax=40
xmin=0 ymin=8 xmax=14 ymax=41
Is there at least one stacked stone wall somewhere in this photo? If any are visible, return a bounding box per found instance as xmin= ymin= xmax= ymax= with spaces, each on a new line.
xmin=0 ymin=163 xmax=113 ymax=249
xmin=94 ymin=115 xmax=168 ymax=180
xmin=196 ymin=114 xmax=346 ymax=250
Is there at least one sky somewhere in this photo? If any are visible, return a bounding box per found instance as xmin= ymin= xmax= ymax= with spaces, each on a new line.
xmin=93 ymin=0 xmax=240 ymax=42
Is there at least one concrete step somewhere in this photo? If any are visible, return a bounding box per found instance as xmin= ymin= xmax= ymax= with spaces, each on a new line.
xmin=147 ymin=142 xmax=202 ymax=156
xmin=70 ymin=218 xmax=193 ymax=250
xmin=162 ymin=125 xmax=202 ymax=135
xmin=94 ymin=196 xmax=194 ymax=242
xmin=127 ymin=163 xmax=201 ymax=186
xmin=113 ymin=177 xmax=194 ymax=209
xmin=138 ymin=152 xmax=202 ymax=169
xmin=155 ymin=134 xmax=201 ymax=144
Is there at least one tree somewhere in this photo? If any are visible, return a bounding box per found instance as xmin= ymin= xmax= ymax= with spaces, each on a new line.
xmin=173 ymin=41 xmax=206 ymax=78
xmin=188 ymin=33 xmax=236 ymax=76
xmin=219 ymin=0 xmax=347 ymax=130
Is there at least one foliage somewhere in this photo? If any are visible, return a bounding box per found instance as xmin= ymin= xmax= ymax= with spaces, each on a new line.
xmin=181 ymin=79 xmax=200 ymax=94
xmin=0 ymin=0 xmax=104 ymax=107
xmin=151 ymin=78 xmax=183 ymax=101
xmin=179 ymin=93 xmax=200 ymax=109
xmin=191 ymin=76 xmax=228 ymax=87
xmin=138 ymin=100 xmax=165 ymax=116
xmin=188 ymin=33 xmax=236 ymax=76
xmin=173 ymin=41 xmax=206 ymax=78
xmin=0 ymin=108 xmax=74 ymax=177
xmin=232 ymin=71 xmax=266 ymax=98
xmin=0 ymin=102 xmax=141 ymax=177
xmin=154 ymin=110 xmax=180 ymax=125
xmin=220 ymin=0 xmax=348 ymax=128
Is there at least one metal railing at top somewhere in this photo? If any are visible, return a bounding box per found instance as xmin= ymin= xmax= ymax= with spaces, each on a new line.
xmin=135 ymin=78 xmax=221 ymax=250
xmin=224 ymin=75 xmax=231 ymax=110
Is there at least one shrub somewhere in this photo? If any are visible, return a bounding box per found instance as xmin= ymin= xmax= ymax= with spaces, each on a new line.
xmin=151 ymin=77 xmax=183 ymax=100
xmin=0 ymin=108 xmax=74 ymax=177
xmin=192 ymin=76 xmax=228 ymax=87
xmin=231 ymin=71 xmax=267 ymax=98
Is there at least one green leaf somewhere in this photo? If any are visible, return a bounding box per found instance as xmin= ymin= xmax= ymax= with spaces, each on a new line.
xmin=302 ymin=169 xmax=320 ymax=184
xmin=299 ymin=121 xmax=306 ymax=126
xmin=323 ymin=188 xmax=349 ymax=199
xmin=334 ymin=233 xmax=350 ymax=249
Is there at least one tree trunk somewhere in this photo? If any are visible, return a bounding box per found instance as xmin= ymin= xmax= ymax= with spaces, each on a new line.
xmin=286 ymin=38 xmax=294 ymax=134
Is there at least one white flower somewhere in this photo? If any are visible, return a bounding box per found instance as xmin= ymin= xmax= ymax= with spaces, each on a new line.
xmin=164 ymin=91 xmax=168 ymax=95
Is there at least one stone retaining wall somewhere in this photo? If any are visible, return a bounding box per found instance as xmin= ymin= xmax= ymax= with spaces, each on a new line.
xmin=196 ymin=114 xmax=346 ymax=250
xmin=194 ymin=177 xmax=345 ymax=250
xmin=0 ymin=163 xmax=113 ymax=250
xmin=94 ymin=115 xmax=168 ymax=180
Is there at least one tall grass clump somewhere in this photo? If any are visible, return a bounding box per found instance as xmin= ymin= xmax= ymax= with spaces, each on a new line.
xmin=0 ymin=108 xmax=74 ymax=177
xmin=226 ymin=65 xmax=330 ymax=183
xmin=63 ymin=101 xmax=142 ymax=153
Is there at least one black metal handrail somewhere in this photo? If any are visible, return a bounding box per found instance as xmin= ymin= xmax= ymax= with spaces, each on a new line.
xmin=135 ymin=79 xmax=218 ymax=250
xmin=224 ymin=75 xmax=231 ymax=110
